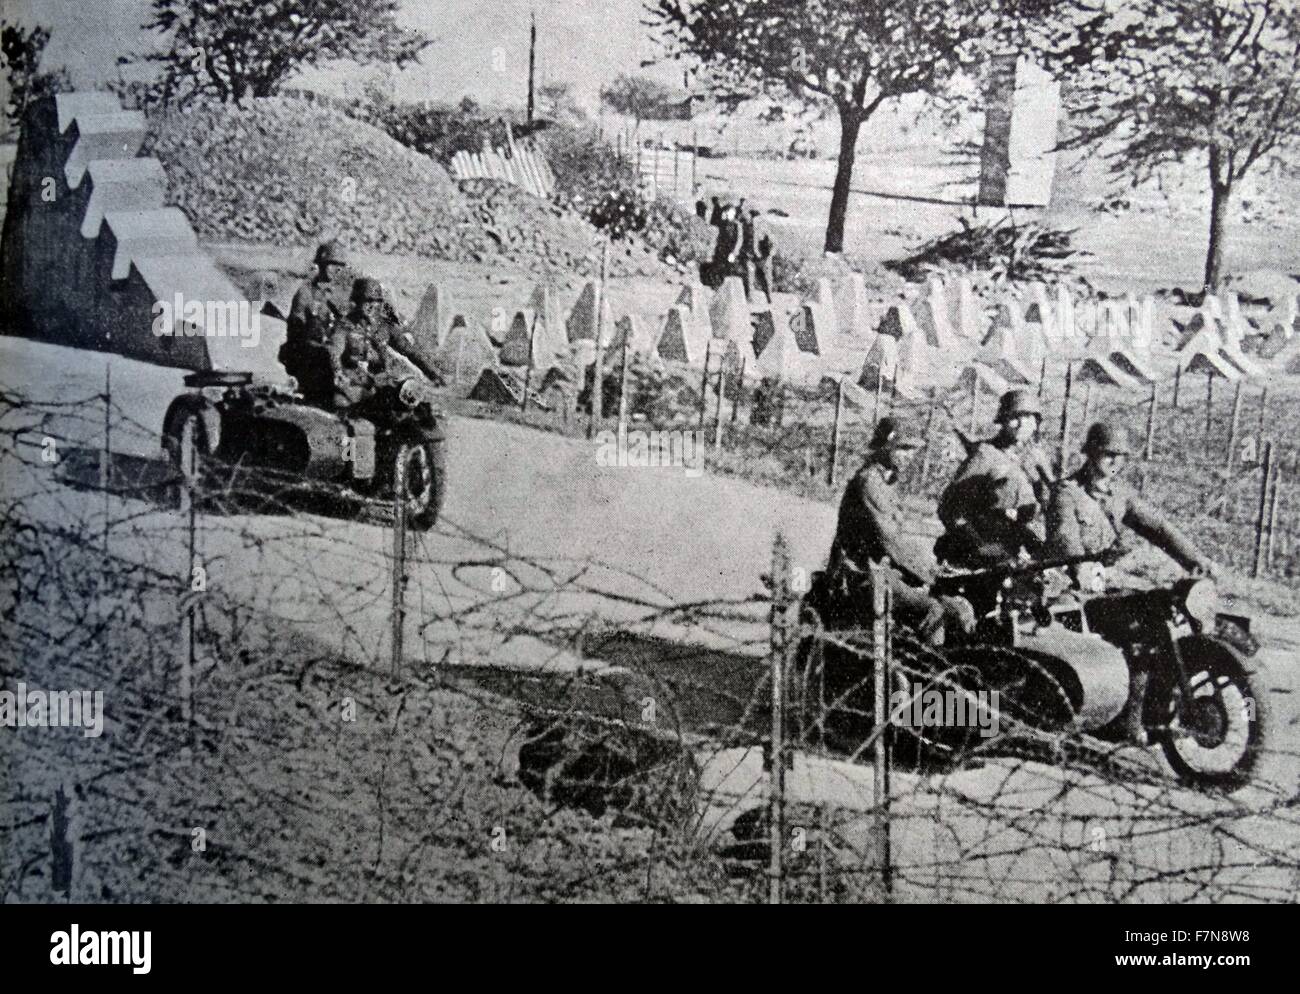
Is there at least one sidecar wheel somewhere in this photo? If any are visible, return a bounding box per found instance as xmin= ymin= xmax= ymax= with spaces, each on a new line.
xmin=1159 ymin=637 xmax=1268 ymax=791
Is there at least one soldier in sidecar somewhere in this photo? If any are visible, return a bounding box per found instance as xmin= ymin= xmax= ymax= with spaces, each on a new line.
xmin=798 ymin=416 xmax=1127 ymax=756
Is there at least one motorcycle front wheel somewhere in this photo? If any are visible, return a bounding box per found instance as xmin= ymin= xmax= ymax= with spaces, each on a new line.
xmin=1158 ymin=636 xmax=1268 ymax=791
xmin=391 ymin=436 xmax=446 ymax=532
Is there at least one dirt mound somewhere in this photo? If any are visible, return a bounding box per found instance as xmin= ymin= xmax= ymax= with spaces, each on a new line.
xmin=459 ymin=178 xmax=670 ymax=278
xmin=143 ymin=98 xmax=674 ymax=279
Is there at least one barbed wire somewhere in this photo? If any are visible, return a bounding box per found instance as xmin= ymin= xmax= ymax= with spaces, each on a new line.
xmin=1 ymin=386 xmax=1296 ymax=904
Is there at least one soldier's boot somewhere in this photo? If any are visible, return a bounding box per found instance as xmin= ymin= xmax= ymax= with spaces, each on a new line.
xmin=1124 ymin=669 xmax=1150 ymax=747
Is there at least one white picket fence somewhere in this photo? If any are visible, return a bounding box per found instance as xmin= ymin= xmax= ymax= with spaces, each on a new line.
xmin=450 ymin=142 xmax=556 ymax=198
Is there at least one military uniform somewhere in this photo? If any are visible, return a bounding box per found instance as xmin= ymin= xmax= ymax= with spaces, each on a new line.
xmin=1045 ymin=468 xmax=1212 ymax=575
xmin=329 ymin=315 xmax=390 ymax=409
xmin=283 ymin=242 xmax=354 ymax=407
xmin=937 ymin=440 xmax=1046 ymax=567
xmin=283 ymin=279 xmax=350 ymax=405
xmin=829 ymin=425 xmax=973 ymax=645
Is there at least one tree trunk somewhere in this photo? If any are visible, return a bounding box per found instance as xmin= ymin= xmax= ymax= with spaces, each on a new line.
xmin=1204 ymin=154 xmax=1231 ymax=293
xmin=824 ymin=105 xmax=863 ymax=255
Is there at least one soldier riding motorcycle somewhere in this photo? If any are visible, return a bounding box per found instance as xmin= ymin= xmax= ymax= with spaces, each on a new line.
xmin=1040 ymin=423 xmax=1268 ymax=789
xmin=163 ymin=276 xmax=446 ymax=531
xmin=797 ymin=420 xmax=1269 ymax=789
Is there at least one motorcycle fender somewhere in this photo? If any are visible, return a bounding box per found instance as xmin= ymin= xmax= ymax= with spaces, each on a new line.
xmin=163 ymin=394 xmax=221 ymax=455
xmin=1214 ymin=614 xmax=1258 ymax=657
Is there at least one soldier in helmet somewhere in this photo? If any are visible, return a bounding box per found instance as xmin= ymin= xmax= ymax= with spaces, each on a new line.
xmin=936 ymin=389 xmax=1053 ymax=569
xmin=328 ymin=277 xmax=394 ymax=409
xmin=1046 ymin=423 xmax=1222 ymax=744
xmin=1046 ymin=422 xmax=1220 ymax=587
xmin=283 ymin=241 xmax=354 ymax=406
xmin=828 ymin=417 xmax=976 ymax=646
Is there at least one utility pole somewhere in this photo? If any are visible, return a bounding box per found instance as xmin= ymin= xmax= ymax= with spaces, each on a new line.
xmin=526 ymin=11 xmax=537 ymax=126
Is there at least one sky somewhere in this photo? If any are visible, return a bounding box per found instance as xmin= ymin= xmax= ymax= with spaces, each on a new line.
xmin=8 ymin=0 xmax=687 ymax=111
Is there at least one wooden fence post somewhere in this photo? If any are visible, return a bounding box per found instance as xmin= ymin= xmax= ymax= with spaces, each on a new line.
xmin=827 ymin=377 xmax=844 ymax=486
xmin=391 ymin=460 xmax=408 ymax=682
xmin=968 ymin=372 xmax=978 ymax=436
xmin=731 ymin=357 xmax=746 ymax=424
xmin=1144 ymin=380 xmax=1158 ymax=461
xmin=1226 ymin=380 xmax=1243 ymax=469
xmin=713 ymin=363 xmax=725 ymax=451
xmin=617 ymin=336 xmax=631 ymax=434
xmin=102 ymin=363 xmax=112 ymax=557
xmin=1057 ymin=362 xmax=1074 ymax=477
xmin=697 ymin=343 xmax=713 ymax=433
xmin=587 ymin=239 xmax=609 ymax=440
xmin=1267 ymin=459 xmax=1283 ymax=572
xmin=871 ymin=559 xmax=893 ymax=899
xmin=1173 ymin=365 xmax=1182 ymax=409
xmin=918 ymin=400 xmax=938 ymax=487
xmin=49 ymin=781 xmax=80 ymax=901
xmin=1253 ymin=440 xmax=1274 ymax=579
xmin=1204 ymin=371 xmax=1214 ymax=442
xmin=768 ymin=533 xmax=791 ymax=906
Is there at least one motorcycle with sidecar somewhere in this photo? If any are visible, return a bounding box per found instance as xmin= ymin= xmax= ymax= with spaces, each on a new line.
xmin=795 ymin=556 xmax=1269 ymax=789
xmin=161 ymin=369 xmax=447 ymax=531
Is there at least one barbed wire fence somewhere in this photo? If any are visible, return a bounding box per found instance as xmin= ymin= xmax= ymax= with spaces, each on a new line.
xmin=1 ymin=383 xmax=1297 ymax=904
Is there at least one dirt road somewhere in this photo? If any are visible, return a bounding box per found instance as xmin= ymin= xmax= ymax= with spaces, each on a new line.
xmin=2 ymin=335 xmax=1296 ymax=902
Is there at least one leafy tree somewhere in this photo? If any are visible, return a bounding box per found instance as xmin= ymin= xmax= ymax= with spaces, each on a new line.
xmin=649 ymin=0 xmax=998 ymax=253
xmin=0 ymin=21 xmax=70 ymax=134
xmin=140 ymin=0 xmax=430 ymax=105
xmin=538 ymin=81 xmax=586 ymax=123
xmin=599 ymin=73 xmax=685 ymax=130
xmin=1019 ymin=0 xmax=1300 ymax=291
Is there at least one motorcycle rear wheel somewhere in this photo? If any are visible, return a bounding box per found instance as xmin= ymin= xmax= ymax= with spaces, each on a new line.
xmin=1158 ymin=637 xmax=1268 ymax=791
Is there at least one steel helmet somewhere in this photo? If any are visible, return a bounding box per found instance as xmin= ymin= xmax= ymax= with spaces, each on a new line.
xmin=995 ymin=389 xmax=1042 ymax=424
xmin=869 ymin=416 xmax=923 ymax=452
xmin=351 ymin=277 xmax=386 ymax=304
xmin=314 ymin=240 xmax=350 ymax=267
xmin=1082 ymin=422 xmax=1132 ymax=456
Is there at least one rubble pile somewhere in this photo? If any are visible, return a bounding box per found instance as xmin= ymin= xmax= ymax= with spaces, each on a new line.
xmin=144 ymin=98 xmax=673 ymax=279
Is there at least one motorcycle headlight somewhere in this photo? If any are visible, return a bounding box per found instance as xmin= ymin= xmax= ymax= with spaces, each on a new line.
xmin=397 ymin=378 xmax=427 ymax=409
xmin=1181 ymin=578 xmax=1220 ymax=627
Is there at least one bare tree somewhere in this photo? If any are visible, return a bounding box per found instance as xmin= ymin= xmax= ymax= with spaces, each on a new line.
xmin=649 ymin=0 xmax=997 ymax=253
xmin=1023 ymin=0 xmax=1300 ymax=291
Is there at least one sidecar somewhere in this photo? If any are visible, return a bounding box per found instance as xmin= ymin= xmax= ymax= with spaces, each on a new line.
xmin=161 ymin=370 xmax=447 ymax=531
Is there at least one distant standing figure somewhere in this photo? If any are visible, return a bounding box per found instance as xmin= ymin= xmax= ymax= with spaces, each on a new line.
xmin=695 ymin=199 xmax=708 ymax=221
xmin=740 ymin=207 xmax=763 ymax=301
xmin=754 ymin=227 xmax=775 ymax=304
xmin=706 ymin=203 xmax=742 ymax=289
xmin=708 ymin=196 xmax=723 ymax=227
